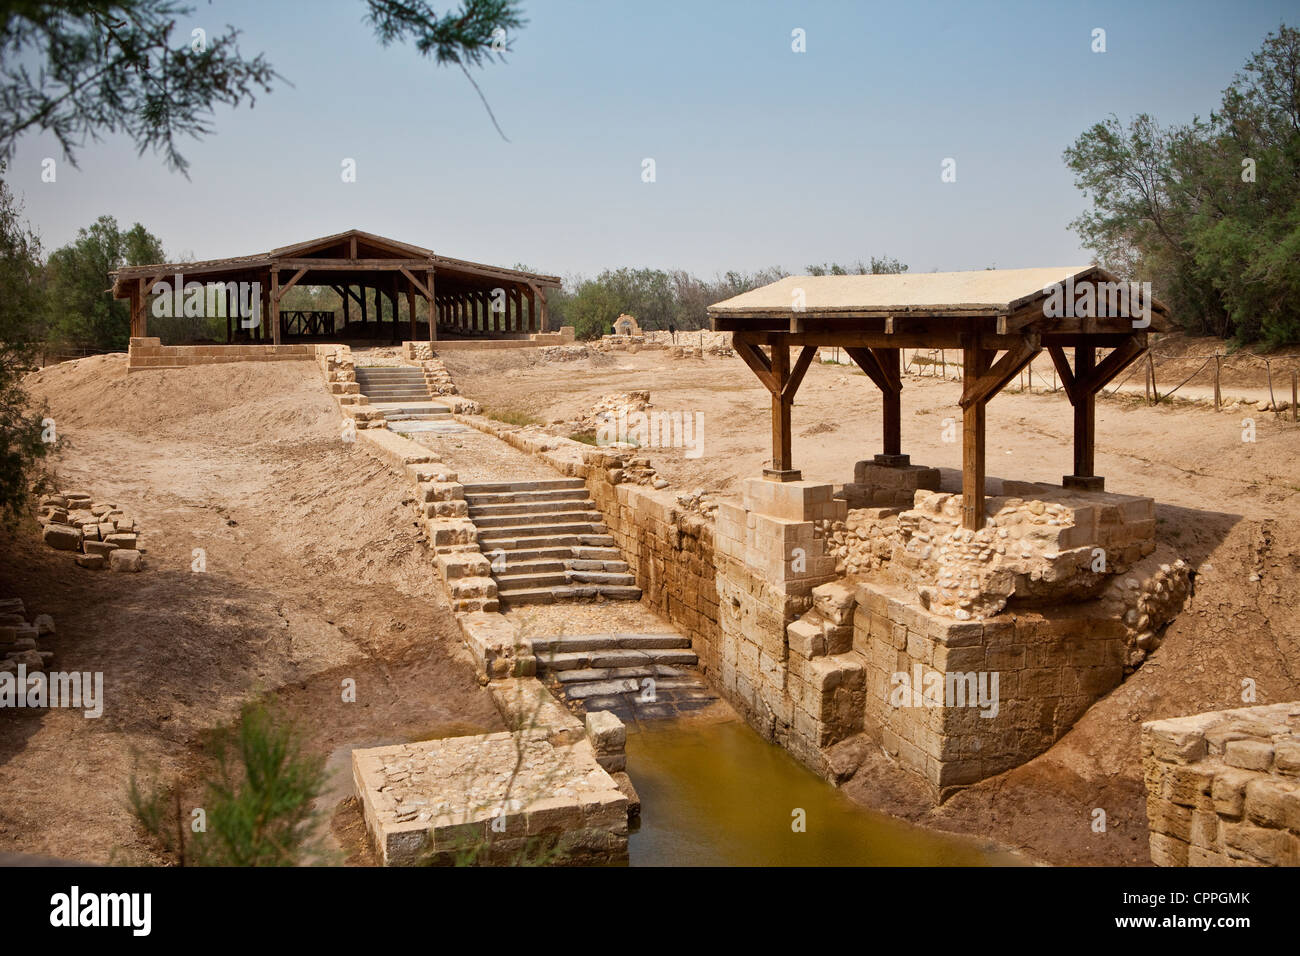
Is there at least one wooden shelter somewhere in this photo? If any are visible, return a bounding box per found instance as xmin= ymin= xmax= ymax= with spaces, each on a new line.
xmin=709 ymin=266 xmax=1172 ymax=530
xmin=110 ymin=229 xmax=562 ymax=345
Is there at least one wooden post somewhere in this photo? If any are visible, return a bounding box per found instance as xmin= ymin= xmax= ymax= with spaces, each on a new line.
xmin=342 ymin=285 xmax=351 ymax=328
xmin=1265 ymin=359 xmax=1276 ymax=417
xmin=407 ymin=281 xmax=417 ymax=342
xmin=1147 ymin=351 xmax=1156 ymax=404
xmin=879 ymin=348 xmax=902 ymax=459
xmin=538 ymin=287 xmax=549 ymax=332
xmin=961 ymin=340 xmax=989 ymax=531
xmin=133 ymin=278 xmax=147 ymax=338
xmin=426 ymin=270 xmax=436 ymax=342
xmin=225 ymin=286 xmax=232 ymax=344
xmin=270 ymin=268 xmax=281 ymax=345
xmin=525 ymin=286 xmax=536 ymax=333
xmin=360 ymin=283 xmax=369 ymax=327
xmin=258 ymin=280 xmax=269 ymax=343
xmin=770 ymin=343 xmax=792 ymax=474
xmin=1292 ymin=370 xmax=1297 ymax=424
xmin=1214 ymin=354 xmax=1222 ymax=410
xmin=1072 ymin=345 xmax=1096 ymax=480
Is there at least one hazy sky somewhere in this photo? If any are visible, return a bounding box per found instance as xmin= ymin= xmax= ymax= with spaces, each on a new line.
xmin=7 ymin=0 xmax=1294 ymax=279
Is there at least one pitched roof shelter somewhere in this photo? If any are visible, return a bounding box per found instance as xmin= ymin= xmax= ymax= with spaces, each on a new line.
xmin=110 ymin=229 xmax=562 ymax=345
xmin=709 ymin=266 xmax=1173 ymax=530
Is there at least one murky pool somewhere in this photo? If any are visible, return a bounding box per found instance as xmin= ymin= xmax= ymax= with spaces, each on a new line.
xmin=626 ymin=719 xmax=1024 ymax=866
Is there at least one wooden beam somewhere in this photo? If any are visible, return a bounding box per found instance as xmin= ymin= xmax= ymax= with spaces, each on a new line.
xmin=770 ymin=342 xmax=795 ymax=476
xmin=1047 ymin=344 xmax=1078 ymax=401
xmin=962 ymin=340 xmax=990 ymax=530
xmin=960 ymin=336 xmax=1039 ymax=408
xmin=874 ymin=348 xmax=902 ymax=457
xmin=783 ymin=345 xmax=817 ymax=402
xmin=424 ymin=271 xmax=435 ymax=342
xmin=1072 ymin=344 xmax=1096 ymax=479
xmin=270 ymin=269 xmax=281 ymax=345
xmin=732 ymin=334 xmax=781 ymax=394
xmin=1079 ymin=335 xmax=1147 ymax=394
xmin=844 ymin=347 xmax=891 ymax=392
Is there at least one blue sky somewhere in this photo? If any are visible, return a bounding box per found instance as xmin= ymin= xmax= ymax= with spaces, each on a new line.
xmin=7 ymin=0 xmax=1295 ymax=278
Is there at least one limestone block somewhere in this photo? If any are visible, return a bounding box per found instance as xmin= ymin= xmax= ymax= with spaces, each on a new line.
xmin=74 ymin=554 xmax=105 ymax=570
xmin=109 ymin=548 xmax=144 ymax=572
xmin=42 ymin=523 xmax=82 ymax=551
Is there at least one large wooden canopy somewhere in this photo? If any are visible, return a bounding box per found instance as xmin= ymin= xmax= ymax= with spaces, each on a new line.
xmin=110 ymin=228 xmax=562 ymax=345
xmin=709 ymin=266 xmax=1173 ymax=530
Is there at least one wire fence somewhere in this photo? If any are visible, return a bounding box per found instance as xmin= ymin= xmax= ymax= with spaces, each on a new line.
xmin=816 ymin=345 xmax=1300 ymax=423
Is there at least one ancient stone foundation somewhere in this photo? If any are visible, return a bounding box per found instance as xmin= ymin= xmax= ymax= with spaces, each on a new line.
xmin=1143 ymin=702 xmax=1300 ymax=866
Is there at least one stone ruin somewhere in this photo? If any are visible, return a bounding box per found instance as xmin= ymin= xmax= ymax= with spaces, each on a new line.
xmin=1143 ymin=702 xmax=1300 ymax=866
xmin=0 ymin=598 xmax=55 ymax=677
xmin=612 ymin=314 xmax=640 ymax=336
xmin=37 ymin=491 xmax=143 ymax=572
xmin=352 ymin=678 xmax=633 ymax=866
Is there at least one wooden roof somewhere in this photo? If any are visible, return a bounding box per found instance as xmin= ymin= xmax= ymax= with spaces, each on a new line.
xmin=110 ymin=228 xmax=562 ymax=298
xmin=709 ymin=265 xmax=1172 ymax=337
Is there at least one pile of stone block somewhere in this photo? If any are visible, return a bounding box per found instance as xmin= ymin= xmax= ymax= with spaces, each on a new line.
xmin=37 ymin=492 xmax=143 ymax=572
xmin=316 ymin=344 xmax=385 ymax=428
xmin=1143 ymin=702 xmax=1300 ymax=866
xmin=0 ymin=598 xmax=55 ymax=675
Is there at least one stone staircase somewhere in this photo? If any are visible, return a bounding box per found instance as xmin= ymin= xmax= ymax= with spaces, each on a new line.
xmin=354 ymin=366 xmax=456 ymax=432
xmin=463 ymin=478 xmax=642 ymax=605
xmin=529 ymin=632 xmax=715 ymax=720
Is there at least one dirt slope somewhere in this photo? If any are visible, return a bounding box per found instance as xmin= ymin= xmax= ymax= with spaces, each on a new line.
xmin=0 ymin=356 xmax=497 ymax=863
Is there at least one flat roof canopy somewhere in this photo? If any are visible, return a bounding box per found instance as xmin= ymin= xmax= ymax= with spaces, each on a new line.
xmin=709 ymin=265 xmax=1171 ymax=530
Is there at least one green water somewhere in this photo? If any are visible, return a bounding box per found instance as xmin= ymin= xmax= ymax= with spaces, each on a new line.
xmin=625 ymin=720 xmax=1024 ymax=866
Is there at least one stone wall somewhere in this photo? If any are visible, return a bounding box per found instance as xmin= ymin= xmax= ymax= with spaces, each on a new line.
xmin=128 ymin=337 xmax=314 ymax=370
xmin=854 ymin=579 xmax=1128 ymax=799
xmin=1143 ymin=702 xmax=1300 ymax=866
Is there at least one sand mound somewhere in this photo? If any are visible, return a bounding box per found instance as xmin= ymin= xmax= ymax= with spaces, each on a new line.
xmin=24 ymin=354 xmax=338 ymax=446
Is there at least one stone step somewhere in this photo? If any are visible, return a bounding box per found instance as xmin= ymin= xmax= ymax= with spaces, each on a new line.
xmin=553 ymin=664 xmax=687 ymax=684
xmin=464 ymin=488 xmax=594 ymax=506
xmin=540 ymin=648 xmax=698 ymax=671
xmin=496 ymin=582 xmax=642 ymax=605
xmin=471 ymin=510 xmax=603 ymax=530
xmin=531 ymin=633 xmax=691 ymax=654
xmin=354 ymin=368 xmax=426 ymax=378
xmin=360 ymin=388 xmax=432 ymax=398
xmin=481 ymin=534 xmax=617 ymax=553
xmin=496 ymin=570 xmax=569 ymax=590
xmin=567 ymin=570 xmax=637 ymax=586
xmin=497 ymin=558 xmax=567 ymax=574
xmin=462 ymin=479 xmax=586 ymax=495
xmin=477 ymin=523 xmax=609 ymax=544
xmin=467 ymin=498 xmax=591 ymax=516
xmin=489 ymin=544 xmax=623 ymax=563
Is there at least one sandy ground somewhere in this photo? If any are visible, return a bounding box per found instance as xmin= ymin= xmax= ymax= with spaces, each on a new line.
xmin=7 ymin=340 xmax=1298 ymax=867
xmin=1 ymin=356 xmax=501 ymax=864
xmin=443 ymin=342 xmax=1300 ymax=865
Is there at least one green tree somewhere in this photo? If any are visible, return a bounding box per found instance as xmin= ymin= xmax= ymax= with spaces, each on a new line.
xmin=44 ymin=214 xmax=165 ymax=350
xmin=1 ymin=0 xmax=526 ymax=171
xmin=0 ymin=162 xmax=52 ymax=520
xmin=1064 ymin=24 xmax=1300 ymax=346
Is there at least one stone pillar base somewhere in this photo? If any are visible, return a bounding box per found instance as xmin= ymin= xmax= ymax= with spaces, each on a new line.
xmin=873 ymin=453 xmax=911 ymax=467
xmin=762 ymin=467 xmax=803 ymax=482
xmin=1063 ymin=474 xmax=1105 ymax=492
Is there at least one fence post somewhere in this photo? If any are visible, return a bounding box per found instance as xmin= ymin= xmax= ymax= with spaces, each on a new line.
xmin=1292 ymin=370 xmax=1298 ymax=424
xmin=1213 ymin=354 xmax=1221 ymax=411
xmin=1147 ymin=352 xmax=1157 ymax=404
